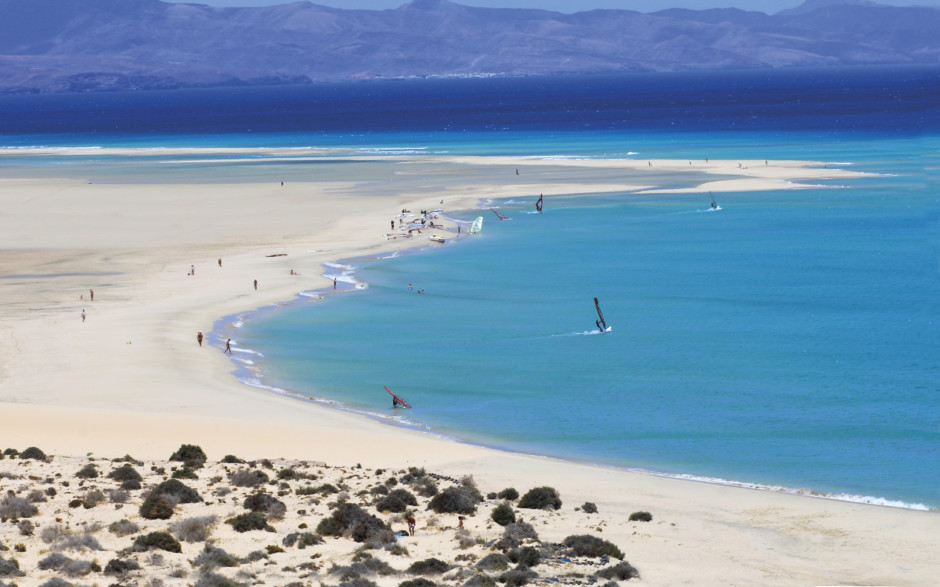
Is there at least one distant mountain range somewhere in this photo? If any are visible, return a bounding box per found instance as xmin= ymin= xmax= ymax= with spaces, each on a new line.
xmin=0 ymin=0 xmax=937 ymax=93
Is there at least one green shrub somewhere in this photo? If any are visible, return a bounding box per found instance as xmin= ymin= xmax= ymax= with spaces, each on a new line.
xmin=282 ymin=531 xmax=323 ymax=548
xmin=121 ymin=479 xmax=142 ymax=490
xmin=498 ymin=568 xmax=537 ymax=586
xmin=227 ymin=511 xmax=270 ymax=533
xmin=562 ymin=535 xmax=624 ymax=560
xmin=399 ymin=579 xmax=438 ymax=587
xmin=407 ymin=558 xmax=451 ymax=575
xmin=428 ymin=486 xmax=478 ymax=514
xmin=172 ymin=467 xmax=199 ymax=480
xmin=596 ymin=561 xmax=640 ymax=581
xmin=152 ymin=478 xmax=203 ymax=504
xmin=221 ymin=454 xmax=244 ymax=464
xmin=103 ymin=557 xmax=141 ymax=576
xmin=581 ymin=502 xmax=598 ymax=514
xmin=508 ymin=546 xmax=540 ymax=567
xmin=375 ymin=488 xmax=417 ymax=513
xmin=628 ymin=510 xmax=652 ymax=522
xmin=20 ymin=447 xmax=47 ymax=461
xmin=316 ymin=516 xmax=343 ymax=537
xmin=133 ymin=531 xmax=182 ymax=553
xmin=475 ymin=553 xmax=510 ymax=572
xmin=74 ymin=464 xmax=99 ymax=479
xmin=491 ymin=503 xmax=516 ymax=526
xmin=139 ymin=495 xmax=174 ymax=520
xmin=243 ymin=493 xmax=286 ymax=520
xmin=229 ymin=468 xmax=269 ymax=488
xmin=463 ymin=574 xmax=498 ymax=587
xmin=169 ymin=444 xmax=207 ymax=468
xmin=496 ymin=487 xmax=519 ymax=501
xmin=0 ymin=556 xmax=26 ymax=577
xmin=517 ymin=486 xmax=561 ymax=510
xmin=107 ymin=464 xmax=143 ymax=483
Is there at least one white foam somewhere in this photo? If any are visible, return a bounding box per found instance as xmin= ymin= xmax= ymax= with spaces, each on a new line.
xmin=659 ymin=472 xmax=930 ymax=510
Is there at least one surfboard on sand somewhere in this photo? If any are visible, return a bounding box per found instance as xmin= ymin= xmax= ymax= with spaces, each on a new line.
xmin=385 ymin=386 xmax=412 ymax=408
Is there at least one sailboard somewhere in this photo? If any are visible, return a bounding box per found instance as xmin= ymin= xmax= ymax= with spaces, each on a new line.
xmin=385 ymin=385 xmax=412 ymax=408
xmin=491 ymin=208 xmax=508 ymax=220
xmin=535 ymin=194 xmax=543 ymax=213
xmin=593 ymin=297 xmax=608 ymax=332
xmin=469 ymin=216 xmax=483 ymax=234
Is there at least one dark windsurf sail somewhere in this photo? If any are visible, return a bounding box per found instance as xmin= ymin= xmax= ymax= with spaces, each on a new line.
xmin=536 ymin=194 xmax=543 ymax=213
xmin=384 ymin=385 xmax=412 ymax=408
xmin=594 ymin=297 xmax=608 ymax=332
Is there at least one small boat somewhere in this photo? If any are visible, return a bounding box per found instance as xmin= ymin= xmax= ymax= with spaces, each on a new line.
xmin=428 ymin=234 xmax=445 ymax=243
xmin=469 ymin=216 xmax=483 ymax=234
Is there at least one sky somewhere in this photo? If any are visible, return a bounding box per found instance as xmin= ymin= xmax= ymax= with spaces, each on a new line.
xmin=163 ymin=0 xmax=940 ymax=13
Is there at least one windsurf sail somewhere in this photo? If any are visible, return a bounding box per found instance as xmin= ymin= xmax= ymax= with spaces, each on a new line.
xmin=594 ymin=297 xmax=608 ymax=332
xmin=385 ymin=385 xmax=412 ymax=408
xmin=469 ymin=216 xmax=483 ymax=233
xmin=536 ymin=194 xmax=543 ymax=213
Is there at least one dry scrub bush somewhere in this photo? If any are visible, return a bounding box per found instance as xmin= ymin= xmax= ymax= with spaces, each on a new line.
xmin=171 ymin=515 xmax=218 ymax=543
xmin=108 ymin=519 xmax=139 ymax=537
xmin=0 ymin=495 xmax=38 ymax=519
xmin=229 ymin=468 xmax=269 ymax=488
xmin=596 ymin=561 xmax=640 ymax=581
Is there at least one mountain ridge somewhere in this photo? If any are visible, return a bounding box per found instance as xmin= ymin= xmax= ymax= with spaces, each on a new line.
xmin=0 ymin=0 xmax=937 ymax=93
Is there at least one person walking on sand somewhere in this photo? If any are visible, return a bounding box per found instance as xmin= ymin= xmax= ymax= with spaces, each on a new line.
xmin=407 ymin=515 xmax=416 ymax=536
xmin=197 ymin=331 xmax=203 ymax=347
xmin=81 ymin=309 xmax=85 ymax=322
xmin=191 ymin=264 xmax=195 ymax=276
xmin=224 ymin=339 xmax=232 ymax=355
xmin=253 ymin=279 xmax=258 ymax=291
xmin=89 ymin=289 xmax=94 ymax=301
xmin=333 ymin=278 xmax=337 ymax=290
xmin=218 ymin=258 xmax=222 ymax=268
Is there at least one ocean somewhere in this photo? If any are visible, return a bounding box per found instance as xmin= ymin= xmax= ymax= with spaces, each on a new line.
xmin=2 ymin=66 xmax=938 ymax=509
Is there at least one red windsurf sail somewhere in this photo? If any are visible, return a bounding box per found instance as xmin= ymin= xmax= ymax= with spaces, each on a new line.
xmin=384 ymin=386 xmax=412 ymax=408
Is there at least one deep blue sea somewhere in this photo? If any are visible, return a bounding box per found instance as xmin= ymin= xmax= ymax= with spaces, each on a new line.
xmin=3 ymin=66 xmax=938 ymax=509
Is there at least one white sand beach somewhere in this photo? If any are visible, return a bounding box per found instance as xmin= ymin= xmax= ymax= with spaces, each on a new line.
xmin=1 ymin=151 xmax=936 ymax=586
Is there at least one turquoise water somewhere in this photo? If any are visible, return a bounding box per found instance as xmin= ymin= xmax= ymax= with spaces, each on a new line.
xmin=230 ymin=132 xmax=939 ymax=510
xmin=3 ymin=68 xmax=937 ymax=509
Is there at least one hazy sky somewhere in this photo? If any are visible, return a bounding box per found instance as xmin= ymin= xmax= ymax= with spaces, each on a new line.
xmin=164 ymin=0 xmax=939 ymax=12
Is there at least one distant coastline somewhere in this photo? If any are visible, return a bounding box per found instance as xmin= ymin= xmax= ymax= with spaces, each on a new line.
xmin=1 ymin=0 xmax=938 ymax=94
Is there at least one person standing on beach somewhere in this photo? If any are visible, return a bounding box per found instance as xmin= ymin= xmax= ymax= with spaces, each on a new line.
xmin=407 ymin=515 xmax=416 ymax=536
xmin=218 ymin=258 xmax=222 ymax=268
xmin=253 ymin=279 xmax=258 ymax=291
xmin=81 ymin=309 xmax=85 ymax=322
xmin=333 ymin=278 xmax=337 ymax=290
xmin=224 ymin=339 xmax=232 ymax=355
xmin=191 ymin=264 xmax=195 ymax=276
xmin=89 ymin=289 xmax=94 ymax=301
xmin=197 ymin=331 xmax=203 ymax=347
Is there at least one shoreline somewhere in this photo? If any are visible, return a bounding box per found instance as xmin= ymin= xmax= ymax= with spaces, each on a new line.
xmin=2 ymin=151 xmax=937 ymax=585
xmin=215 ymin=218 xmax=934 ymax=513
